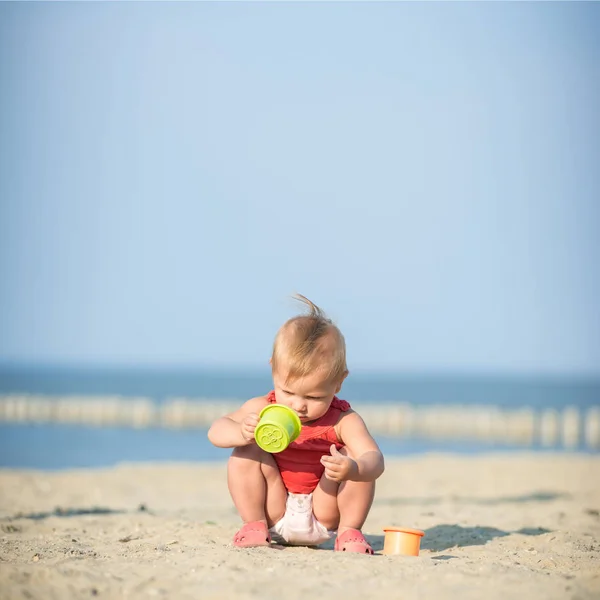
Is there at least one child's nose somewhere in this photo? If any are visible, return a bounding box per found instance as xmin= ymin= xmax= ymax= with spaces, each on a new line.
xmin=292 ymin=401 xmax=307 ymax=414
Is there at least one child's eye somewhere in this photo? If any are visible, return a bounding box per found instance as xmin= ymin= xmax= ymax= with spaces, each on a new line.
xmin=282 ymin=390 xmax=292 ymax=395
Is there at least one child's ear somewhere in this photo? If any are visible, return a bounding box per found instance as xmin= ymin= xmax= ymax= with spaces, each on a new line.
xmin=335 ymin=370 xmax=349 ymax=393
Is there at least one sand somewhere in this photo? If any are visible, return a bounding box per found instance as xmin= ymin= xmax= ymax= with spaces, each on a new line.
xmin=1 ymin=453 xmax=599 ymax=599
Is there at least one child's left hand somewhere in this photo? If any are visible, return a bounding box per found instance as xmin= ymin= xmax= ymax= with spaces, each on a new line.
xmin=320 ymin=444 xmax=358 ymax=482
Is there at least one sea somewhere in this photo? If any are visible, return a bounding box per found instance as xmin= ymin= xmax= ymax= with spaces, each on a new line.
xmin=1 ymin=365 xmax=598 ymax=470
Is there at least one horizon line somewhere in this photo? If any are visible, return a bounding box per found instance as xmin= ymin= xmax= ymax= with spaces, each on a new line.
xmin=0 ymin=360 xmax=599 ymax=382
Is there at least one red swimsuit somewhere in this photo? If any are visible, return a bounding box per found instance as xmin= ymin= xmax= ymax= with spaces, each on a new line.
xmin=266 ymin=390 xmax=351 ymax=494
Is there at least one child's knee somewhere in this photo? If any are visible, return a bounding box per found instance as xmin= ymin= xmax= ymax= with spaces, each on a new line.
xmin=230 ymin=443 xmax=265 ymax=461
xmin=336 ymin=446 xmax=358 ymax=461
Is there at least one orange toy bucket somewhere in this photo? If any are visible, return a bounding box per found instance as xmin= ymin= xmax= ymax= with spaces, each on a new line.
xmin=382 ymin=527 xmax=425 ymax=556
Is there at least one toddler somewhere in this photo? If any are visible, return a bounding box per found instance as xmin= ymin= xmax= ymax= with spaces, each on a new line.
xmin=207 ymin=295 xmax=384 ymax=553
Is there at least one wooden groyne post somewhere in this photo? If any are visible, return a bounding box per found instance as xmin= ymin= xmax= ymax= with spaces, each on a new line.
xmin=0 ymin=395 xmax=598 ymax=450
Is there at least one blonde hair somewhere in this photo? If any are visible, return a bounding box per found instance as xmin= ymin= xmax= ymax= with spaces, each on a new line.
xmin=271 ymin=294 xmax=348 ymax=383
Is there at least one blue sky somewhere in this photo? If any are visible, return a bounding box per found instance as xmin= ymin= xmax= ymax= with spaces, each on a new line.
xmin=0 ymin=2 xmax=598 ymax=375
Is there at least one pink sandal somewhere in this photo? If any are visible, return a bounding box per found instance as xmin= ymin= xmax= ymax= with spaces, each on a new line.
xmin=233 ymin=521 xmax=271 ymax=548
xmin=334 ymin=528 xmax=374 ymax=554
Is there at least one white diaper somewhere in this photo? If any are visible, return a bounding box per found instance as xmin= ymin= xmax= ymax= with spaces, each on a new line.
xmin=269 ymin=493 xmax=335 ymax=546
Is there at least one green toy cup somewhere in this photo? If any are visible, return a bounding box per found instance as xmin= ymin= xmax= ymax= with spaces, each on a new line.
xmin=255 ymin=404 xmax=302 ymax=453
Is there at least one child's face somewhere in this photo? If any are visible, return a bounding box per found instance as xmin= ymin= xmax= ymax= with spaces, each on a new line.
xmin=272 ymin=367 xmax=344 ymax=423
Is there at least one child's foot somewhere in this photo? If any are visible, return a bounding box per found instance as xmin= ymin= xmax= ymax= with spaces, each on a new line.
xmin=233 ymin=521 xmax=271 ymax=548
xmin=334 ymin=528 xmax=374 ymax=554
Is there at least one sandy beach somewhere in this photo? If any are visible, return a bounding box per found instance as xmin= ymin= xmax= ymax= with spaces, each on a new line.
xmin=1 ymin=453 xmax=599 ymax=599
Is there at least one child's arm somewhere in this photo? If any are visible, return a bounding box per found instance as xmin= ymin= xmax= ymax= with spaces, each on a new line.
xmin=321 ymin=411 xmax=385 ymax=483
xmin=207 ymin=396 xmax=269 ymax=448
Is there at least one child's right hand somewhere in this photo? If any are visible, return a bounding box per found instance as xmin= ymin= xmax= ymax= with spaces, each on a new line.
xmin=240 ymin=413 xmax=260 ymax=443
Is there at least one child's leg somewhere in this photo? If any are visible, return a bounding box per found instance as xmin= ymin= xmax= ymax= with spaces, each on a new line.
xmin=227 ymin=444 xmax=287 ymax=527
xmin=312 ymin=448 xmax=376 ymax=535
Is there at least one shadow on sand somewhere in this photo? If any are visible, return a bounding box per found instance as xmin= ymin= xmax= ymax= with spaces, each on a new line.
xmin=1 ymin=504 xmax=150 ymax=521
xmin=362 ymin=524 xmax=551 ymax=553
xmin=3 ymin=502 xmax=552 ymax=555
xmin=374 ymin=491 xmax=568 ymax=508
